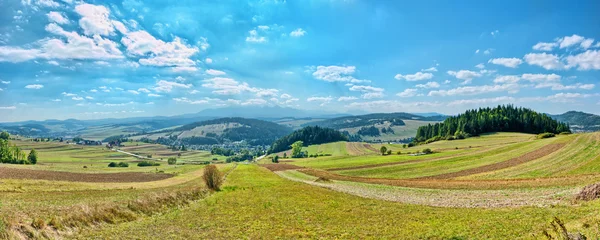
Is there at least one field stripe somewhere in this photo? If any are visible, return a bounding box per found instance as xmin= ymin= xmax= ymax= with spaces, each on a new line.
xmin=416 ymin=143 xmax=566 ymax=180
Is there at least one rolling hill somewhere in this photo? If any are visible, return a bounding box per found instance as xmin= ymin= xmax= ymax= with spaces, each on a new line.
xmin=550 ymin=111 xmax=600 ymax=132
xmin=131 ymin=117 xmax=293 ymax=146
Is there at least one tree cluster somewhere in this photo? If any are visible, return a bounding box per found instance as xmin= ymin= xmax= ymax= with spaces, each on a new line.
xmin=0 ymin=132 xmax=37 ymax=165
xmin=268 ymin=126 xmax=348 ymax=154
xmin=358 ymin=126 xmax=380 ymax=136
xmin=415 ymin=105 xmax=571 ymax=143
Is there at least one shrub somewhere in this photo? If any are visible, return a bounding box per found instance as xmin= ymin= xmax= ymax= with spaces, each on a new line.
xmin=167 ymin=157 xmax=177 ymax=165
xmin=212 ymin=158 xmax=218 ymax=161
xmin=537 ymin=132 xmax=556 ymax=139
xmin=272 ymin=155 xmax=279 ymax=163
xmin=108 ymin=162 xmax=117 ymax=167
xmin=203 ymin=165 xmax=223 ymax=191
xmin=27 ymin=149 xmax=38 ymax=164
xmin=386 ymin=150 xmax=392 ymax=155
xmin=137 ymin=161 xmax=160 ymax=167
xmin=396 ymin=151 xmax=401 ymax=155
xmin=380 ymin=146 xmax=388 ymax=155
xmin=422 ymin=148 xmax=433 ymax=154
xmin=117 ymin=162 xmax=129 ymax=167
xmin=146 ymin=154 xmax=152 ymax=158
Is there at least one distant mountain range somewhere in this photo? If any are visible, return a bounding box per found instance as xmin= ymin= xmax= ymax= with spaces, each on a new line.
xmin=550 ymin=111 xmax=600 ymax=132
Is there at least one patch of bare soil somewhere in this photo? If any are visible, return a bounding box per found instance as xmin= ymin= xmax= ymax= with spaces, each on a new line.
xmin=261 ymin=164 xmax=304 ymax=171
xmin=576 ymin=182 xmax=600 ymax=201
xmin=363 ymin=144 xmax=380 ymax=153
xmin=418 ymin=143 xmax=566 ymax=180
xmin=299 ymin=168 xmax=600 ymax=190
xmin=278 ymin=160 xmax=295 ymax=163
xmin=0 ymin=167 xmax=173 ymax=183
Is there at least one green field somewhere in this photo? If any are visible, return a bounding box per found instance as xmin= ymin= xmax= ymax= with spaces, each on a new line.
xmin=2 ymin=132 xmax=600 ymax=239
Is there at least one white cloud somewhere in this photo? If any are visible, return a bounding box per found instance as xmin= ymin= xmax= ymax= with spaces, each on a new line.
xmin=171 ymin=66 xmax=198 ymax=72
xmin=475 ymin=63 xmax=485 ymax=69
xmin=312 ymin=65 xmax=369 ymax=83
xmin=558 ymin=34 xmax=585 ymax=49
xmin=475 ymin=49 xmax=480 ymax=54
xmin=394 ymin=71 xmax=433 ymax=81
xmin=173 ymin=97 xmax=208 ymax=105
xmin=521 ymin=92 xmax=594 ymax=103
xmin=535 ymin=82 xmax=595 ymax=91
xmin=349 ymin=85 xmax=384 ymax=93
xmin=523 ymin=53 xmax=565 ymax=70
xmin=428 ymin=84 xmax=519 ymax=97
xmin=255 ymin=89 xmax=279 ymax=97
xmin=85 ymin=96 xmax=94 ymax=100
xmin=483 ymin=48 xmax=494 ymax=55
xmin=201 ymin=77 xmax=273 ymax=96
xmin=421 ymin=67 xmax=438 ymax=72
xmin=565 ymin=50 xmax=600 ymax=70
xmin=62 ymin=92 xmax=77 ymax=97
xmin=1 ymin=81 xmax=10 ymax=84
xmin=491 ymin=30 xmax=499 ymax=37
xmin=338 ymin=96 xmax=358 ymax=101
xmin=444 ymin=80 xmax=451 ymax=84
xmin=47 ymin=60 xmax=59 ymax=65
xmin=246 ymin=29 xmax=267 ymax=43
xmin=0 ymin=106 xmax=16 ymax=110
xmin=241 ymin=98 xmax=268 ymax=106
xmin=74 ymin=3 xmax=114 ymax=36
xmin=532 ymin=42 xmax=557 ymax=51
xmin=47 ymin=11 xmax=69 ymax=24
xmin=52 ymin=99 xmax=61 ymax=102
xmin=280 ymin=93 xmax=292 ymax=99
xmin=447 ymin=70 xmax=482 ymax=84
xmin=361 ymin=92 xmax=383 ymax=99
xmin=154 ymin=80 xmax=192 ymax=92
xmin=148 ymin=93 xmax=161 ymax=97
xmin=290 ymin=28 xmax=306 ymax=37
xmin=206 ymin=69 xmax=226 ymax=76
xmin=521 ymin=73 xmax=561 ymax=83
xmin=448 ymin=96 xmax=515 ymax=106
xmin=397 ymin=88 xmax=418 ymax=98
xmin=307 ymin=96 xmax=333 ymax=102
xmin=72 ymin=96 xmax=84 ymax=101
xmin=205 ymin=58 xmax=213 ymax=64
xmin=415 ymin=81 xmax=440 ymax=89
xmin=137 ymin=88 xmax=150 ymax=93
xmin=121 ymin=31 xmax=198 ymax=67
xmin=488 ymin=58 xmax=523 ymax=68
xmin=25 ymin=84 xmax=43 ymax=89
xmin=127 ymin=90 xmax=139 ymax=95
xmin=493 ymin=75 xmax=521 ymax=84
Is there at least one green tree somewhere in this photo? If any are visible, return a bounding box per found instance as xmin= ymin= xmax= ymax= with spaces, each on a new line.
xmin=167 ymin=157 xmax=177 ymax=165
xmin=386 ymin=149 xmax=392 ymax=155
xmin=27 ymin=149 xmax=38 ymax=164
xmin=380 ymin=146 xmax=388 ymax=155
xmin=283 ymin=152 xmax=287 ymax=158
xmin=272 ymin=155 xmax=279 ymax=163
xmin=291 ymin=141 xmax=304 ymax=158
xmin=0 ymin=131 xmax=9 ymax=140
xmin=422 ymin=148 xmax=433 ymax=154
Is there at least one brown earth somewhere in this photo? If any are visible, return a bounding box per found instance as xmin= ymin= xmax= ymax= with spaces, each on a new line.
xmin=0 ymin=167 xmax=173 ymax=183
xmin=576 ymin=182 xmax=600 ymax=201
xmin=299 ymin=168 xmax=600 ymax=190
xmin=363 ymin=144 xmax=380 ymax=153
xmin=345 ymin=142 xmax=374 ymax=155
xmin=417 ymin=143 xmax=566 ymax=180
xmin=261 ymin=164 xmax=304 ymax=171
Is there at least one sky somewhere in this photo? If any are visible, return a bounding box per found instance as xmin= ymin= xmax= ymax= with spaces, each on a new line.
xmin=0 ymin=0 xmax=599 ymax=122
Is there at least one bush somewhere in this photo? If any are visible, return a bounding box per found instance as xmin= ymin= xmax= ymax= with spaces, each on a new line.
xmin=386 ymin=150 xmax=392 ymax=155
xmin=422 ymin=148 xmax=433 ymax=154
xmin=212 ymin=158 xmax=218 ymax=161
xmin=203 ymin=165 xmax=223 ymax=191
xmin=536 ymin=132 xmax=556 ymax=139
xmin=118 ymin=162 xmax=129 ymax=167
xmin=137 ymin=161 xmax=160 ymax=167
xmin=272 ymin=155 xmax=279 ymax=163
xmin=167 ymin=157 xmax=177 ymax=165
xmin=396 ymin=151 xmax=401 ymax=155
xmin=108 ymin=162 xmax=117 ymax=167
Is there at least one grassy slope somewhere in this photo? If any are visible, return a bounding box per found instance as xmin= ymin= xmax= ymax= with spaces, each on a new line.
xmin=77 ymin=164 xmax=600 ymax=239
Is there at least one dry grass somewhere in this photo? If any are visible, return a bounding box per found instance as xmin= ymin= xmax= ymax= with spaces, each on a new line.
xmin=576 ymin=182 xmax=600 ymax=201
xmin=203 ymin=165 xmax=223 ymax=191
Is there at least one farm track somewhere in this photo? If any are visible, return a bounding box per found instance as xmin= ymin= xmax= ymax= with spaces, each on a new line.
xmin=298 ymin=168 xmax=600 ymax=190
xmin=417 ymin=143 xmax=566 ymax=180
xmin=0 ymin=166 xmax=173 ymax=182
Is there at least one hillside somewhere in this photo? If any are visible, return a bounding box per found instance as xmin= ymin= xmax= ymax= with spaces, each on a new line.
xmin=301 ymin=112 xmax=446 ymax=142
xmin=415 ymin=105 xmax=570 ymax=143
xmin=132 ymin=117 xmax=293 ymax=146
xmin=268 ymin=126 xmax=348 ymax=153
xmin=550 ymin=111 xmax=600 ymax=132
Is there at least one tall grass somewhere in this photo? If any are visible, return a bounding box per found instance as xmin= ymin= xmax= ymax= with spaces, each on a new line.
xmin=203 ymin=164 xmax=223 ymax=191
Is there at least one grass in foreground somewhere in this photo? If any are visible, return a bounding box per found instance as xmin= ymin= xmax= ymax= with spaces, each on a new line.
xmin=77 ymin=164 xmax=600 ymax=239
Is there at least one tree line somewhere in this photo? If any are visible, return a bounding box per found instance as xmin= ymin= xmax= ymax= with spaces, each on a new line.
xmin=268 ymin=126 xmax=348 ymax=153
xmin=0 ymin=132 xmax=38 ymax=165
xmin=414 ymin=105 xmax=571 ymax=143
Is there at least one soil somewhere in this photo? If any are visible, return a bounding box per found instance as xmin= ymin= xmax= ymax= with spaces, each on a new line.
xmin=363 ymin=144 xmax=380 ymax=153
xmin=261 ymin=164 xmax=304 ymax=171
xmin=417 ymin=143 xmax=566 ymax=180
xmin=0 ymin=167 xmax=173 ymax=183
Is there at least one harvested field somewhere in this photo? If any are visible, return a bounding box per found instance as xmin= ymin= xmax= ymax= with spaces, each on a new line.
xmin=418 ymin=143 xmax=566 ymax=179
xmin=261 ymin=163 xmax=304 ymax=171
xmin=299 ymin=168 xmax=600 ymax=190
xmin=0 ymin=166 xmax=173 ymax=182
xmin=576 ymin=182 xmax=600 ymax=201
xmin=363 ymin=144 xmax=380 ymax=153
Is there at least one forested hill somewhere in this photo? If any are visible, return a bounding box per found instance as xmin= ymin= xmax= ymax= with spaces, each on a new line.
xmin=268 ymin=126 xmax=348 ymax=153
xmin=415 ymin=105 xmax=570 ymax=143
xmin=303 ymin=112 xmax=446 ymax=129
xmin=550 ymin=111 xmax=600 ymax=132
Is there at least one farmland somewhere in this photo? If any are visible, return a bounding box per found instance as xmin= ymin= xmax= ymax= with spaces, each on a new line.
xmin=2 ymin=132 xmax=600 ymax=239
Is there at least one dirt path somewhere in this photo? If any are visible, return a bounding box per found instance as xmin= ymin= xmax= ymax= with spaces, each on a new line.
xmin=0 ymin=167 xmax=173 ymax=183
xmin=417 ymin=143 xmax=566 ymax=180
xmin=298 ymin=168 xmax=600 ymax=190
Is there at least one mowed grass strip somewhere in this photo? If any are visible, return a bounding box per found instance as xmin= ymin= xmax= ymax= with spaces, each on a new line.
xmin=75 ymin=164 xmax=600 ymax=239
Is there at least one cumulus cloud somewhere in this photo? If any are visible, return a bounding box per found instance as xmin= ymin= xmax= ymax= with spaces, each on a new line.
xmin=349 ymin=85 xmax=383 ymax=93
xmin=307 ymin=96 xmax=333 ymax=102
xmin=246 ymin=29 xmax=267 ymax=43
xmin=421 ymin=67 xmax=438 ymax=72
xmin=447 ymin=70 xmax=482 ymax=84
xmin=25 ymin=84 xmax=43 ymax=89
xmin=338 ymin=96 xmax=358 ymax=101
xmin=532 ymin=42 xmax=557 ymax=51
xmin=394 ymin=71 xmax=433 ymax=81
xmin=290 ymin=28 xmax=306 ymax=37
xmin=0 ymin=106 xmax=16 ymax=110
xmin=397 ymin=88 xmax=418 ymax=98
xmin=521 ymin=73 xmax=561 ymax=82
xmin=362 ymin=92 xmax=384 ymax=99
xmin=153 ymin=80 xmax=192 ymax=92
xmin=148 ymin=93 xmax=162 ymax=97
xmin=565 ymin=50 xmax=600 ymax=70
xmin=488 ymin=58 xmax=523 ymax=68
xmin=312 ymin=65 xmax=369 ymax=83
xmin=523 ymin=53 xmax=565 ymax=70
xmin=127 ymin=90 xmax=139 ymax=95
xmin=205 ymin=58 xmax=213 ymax=64
xmin=447 ymin=96 xmax=515 ymax=106
xmin=173 ymin=97 xmax=209 ymax=105
xmin=46 ymin=11 xmax=69 ymax=24
xmin=1 ymin=81 xmax=10 ymax=84
xmin=475 ymin=63 xmax=485 ymax=69
xmin=415 ymin=81 xmax=440 ymax=89
xmin=121 ymin=31 xmax=199 ymax=68
xmin=493 ymin=75 xmax=521 ymax=84
xmin=205 ymin=69 xmax=226 ymax=76
xmin=534 ymin=82 xmax=594 ymax=91
xmin=74 ymin=3 xmax=115 ymax=36
xmin=137 ymin=88 xmax=150 ymax=93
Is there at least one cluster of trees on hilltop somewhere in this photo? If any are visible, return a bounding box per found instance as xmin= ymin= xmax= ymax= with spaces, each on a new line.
xmin=357 ymin=126 xmax=380 ymax=136
xmin=0 ymin=132 xmax=37 ymax=165
xmin=415 ymin=105 xmax=571 ymax=143
xmin=268 ymin=126 xmax=348 ymax=153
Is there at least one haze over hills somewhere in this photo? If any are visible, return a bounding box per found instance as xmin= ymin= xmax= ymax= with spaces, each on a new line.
xmin=550 ymin=111 xmax=600 ymax=132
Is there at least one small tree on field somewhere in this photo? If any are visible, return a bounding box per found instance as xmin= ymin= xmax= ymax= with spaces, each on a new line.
xmin=27 ymin=149 xmax=38 ymax=164
xmin=272 ymin=155 xmax=279 ymax=163
xmin=380 ymin=146 xmax=388 ymax=155
xmin=0 ymin=131 xmax=9 ymax=140
xmin=387 ymin=150 xmax=392 ymax=155
xmin=291 ymin=141 xmax=304 ymax=158
xmin=396 ymin=151 xmax=401 ymax=155
xmin=167 ymin=157 xmax=177 ymax=165
xmin=422 ymin=148 xmax=433 ymax=154
xmin=283 ymin=153 xmax=287 ymax=158
xmin=203 ymin=165 xmax=223 ymax=191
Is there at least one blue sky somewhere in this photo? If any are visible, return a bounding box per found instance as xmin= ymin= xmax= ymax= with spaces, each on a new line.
xmin=0 ymin=0 xmax=599 ymax=122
